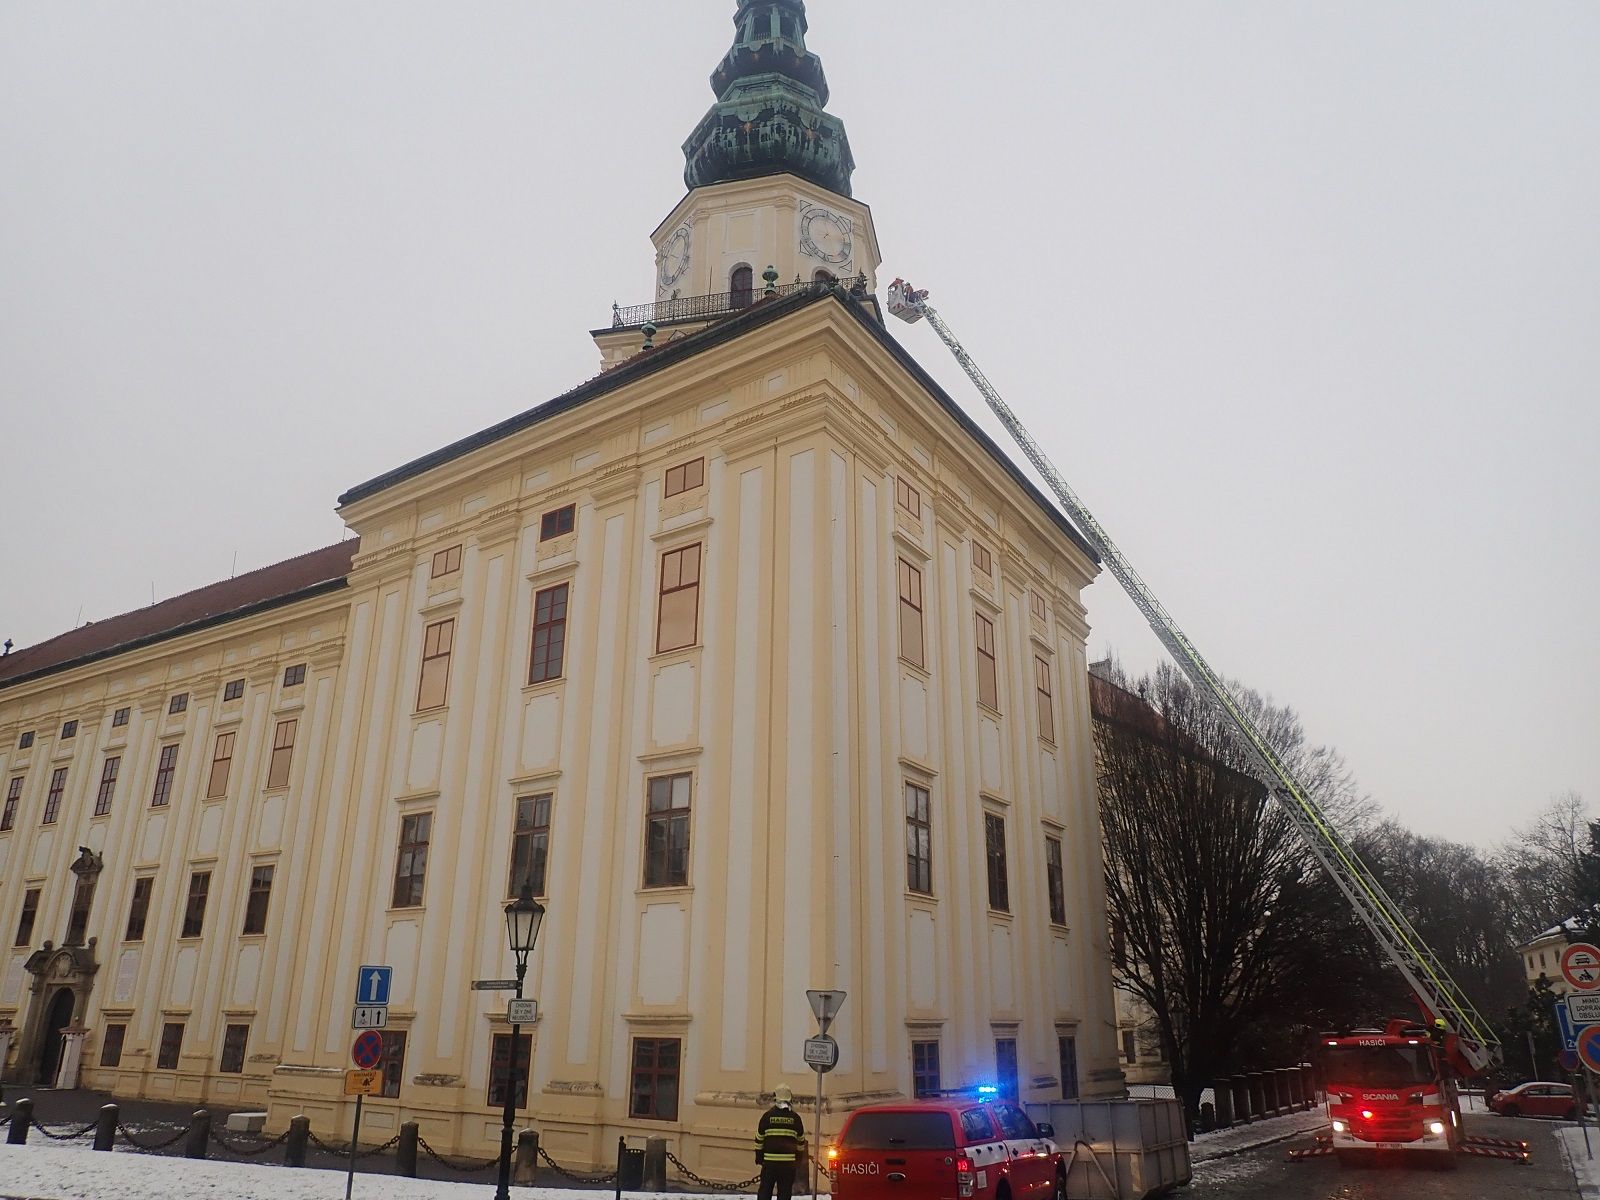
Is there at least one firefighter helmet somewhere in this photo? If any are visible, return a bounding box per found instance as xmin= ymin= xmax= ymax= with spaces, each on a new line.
xmin=773 ymin=1084 xmax=793 ymax=1104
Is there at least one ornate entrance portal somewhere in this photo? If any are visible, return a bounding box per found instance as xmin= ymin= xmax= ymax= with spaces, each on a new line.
xmin=16 ymin=944 xmax=100 ymax=1085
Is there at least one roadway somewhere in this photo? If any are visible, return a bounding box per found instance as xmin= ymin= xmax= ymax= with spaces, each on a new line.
xmin=1187 ymin=1112 xmax=1581 ymax=1197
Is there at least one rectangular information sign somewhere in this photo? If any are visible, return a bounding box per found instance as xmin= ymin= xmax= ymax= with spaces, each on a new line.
xmin=1571 ymin=994 xmax=1600 ymax=1025
xmin=507 ymin=998 xmax=538 ymax=1024
xmin=352 ymin=1006 xmax=388 ymax=1030
xmin=344 ymin=1069 xmax=384 ymax=1097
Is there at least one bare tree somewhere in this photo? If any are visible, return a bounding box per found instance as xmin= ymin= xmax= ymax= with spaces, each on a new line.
xmin=1092 ymin=662 xmax=1388 ymax=1118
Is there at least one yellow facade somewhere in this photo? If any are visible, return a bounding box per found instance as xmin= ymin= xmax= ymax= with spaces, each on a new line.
xmin=0 ymin=5 xmax=1122 ymax=1177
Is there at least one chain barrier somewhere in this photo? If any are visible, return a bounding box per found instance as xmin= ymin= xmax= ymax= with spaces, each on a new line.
xmin=116 ymin=1119 xmax=191 ymax=1152
xmin=666 ymin=1150 xmax=760 ymax=1191
xmin=0 ymin=1113 xmax=11 ymax=1130
xmin=208 ymin=1125 xmax=293 ymax=1157
xmin=307 ymin=1129 xmax=403 ymax=1159
xmin=537 ymin=1145 xmax=618 ymax=1183
xmin=31 ymin=1119 xmax=98 ymax=1142
xmin=417 ymin=1134 xmax=500 ymax=1174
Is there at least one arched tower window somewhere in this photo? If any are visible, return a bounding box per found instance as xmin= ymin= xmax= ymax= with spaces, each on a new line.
xmin=731 ymin=265 xmax=754 ymax=309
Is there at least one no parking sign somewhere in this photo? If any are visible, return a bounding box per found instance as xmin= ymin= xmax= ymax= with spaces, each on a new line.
xmin=1576 ymin=1024 xmax=1600 ymax=1074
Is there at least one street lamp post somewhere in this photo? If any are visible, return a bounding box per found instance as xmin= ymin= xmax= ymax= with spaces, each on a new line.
xmin=495 ymin=883 xmax=545 ymax=1200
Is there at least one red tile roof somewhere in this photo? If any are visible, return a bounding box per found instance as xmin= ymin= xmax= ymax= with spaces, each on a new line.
xmin=0 ymin=541 xmax=358 ymax=691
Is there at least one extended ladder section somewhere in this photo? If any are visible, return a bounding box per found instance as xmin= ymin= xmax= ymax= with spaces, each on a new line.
xmin=886 ymin=280 xmax=1501 ymax=1074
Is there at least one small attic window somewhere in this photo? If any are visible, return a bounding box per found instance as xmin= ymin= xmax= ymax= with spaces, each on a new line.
xmin=731 ymin=265 xmax=754 ymax=309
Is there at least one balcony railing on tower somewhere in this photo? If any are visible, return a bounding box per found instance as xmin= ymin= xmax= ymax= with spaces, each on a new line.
xmin=609 ymin=274 xmax=869 ymax=330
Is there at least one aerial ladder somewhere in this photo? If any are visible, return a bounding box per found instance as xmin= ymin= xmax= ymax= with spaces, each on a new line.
xmin=885 ymin=279 xmax=1501 ymax=1075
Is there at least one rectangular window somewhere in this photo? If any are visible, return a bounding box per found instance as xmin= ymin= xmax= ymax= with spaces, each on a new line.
xmin=266 ymin=720 xmax=296 ymax=789
xmin=985 ymin=812 xmax=1009 ymax=912
xmin=1034 ymin=657 xmax=1055 ymax=743
xmin=431 ymin=543 xmax=462 ymax=577
xmin=509 ymin=794 xmax=552 ymax=898
xmin=15 ymin=888 xmax=40 ymax=947
xmin=1121 ymin=1030 xmax=1137 ymax=1064
xmin=539 ymin=505 xmax=575 ymax=542
xmin=1045 ymin=836 xmax=1066 ymax=926
xmin=644 ymin=773 xmax=692 ymax=888
xmin=125 ymin=876 xmax=154 ymax=941
xmin=282 ymin=663 xmax=306 ymax=688
xmin=151 ymin=744 xmax=179 ymax=807
xmin=219 ymin=1023 xmax=249 ymax=1073
xmin=380 ymin=1031 xmax=407 ymax=1099
xmin=61 ymin=719 xmax=78 ymax=740
xmin=995 ymin=1038 xmax=1019 ymax=1100
xmin=528 ymin=583 xmax=569 ymax=684
xmin=629 ymin=1037 xmax=681 ymax=1121
xmin=655 ymin=544 xmax=702 ymax=653
xmin=157 ymin=1022 xmax=184 ymax=1070
xmin=905 ymin=783 xmax=932 ymax=896
xmin=181 ymin=871 xmax=211 ymax=938
xmin=972 ymin=542 xmax=992 ymax=574
xmin=416 ymin=618 xmax=455 ymax=711
xmin=65 ymin=872 xmax=97 ymax=945
xmin=1059 ymin=1036 xmax=1079 ymax=1100
xmin=94 ymin=756 xmax=121 ymax=817
xmin=100 ymin=1023 xmax=127 ymax=1068
xmin=222 ymin=680 xmax=244 ymax=702
xmin=18 ymin=731 xmax=34 ymax=750
xmin=1031 ymin=592 xmax=1047 ymax=623
xmin=896 ymin=477 xmax=922 ymax=519
xmin=912 ymin=1040 xmax=941 ymax=1098
xmin=663 ymin=458 xmax=706 ymax=499
xmin=392 ymin=813 xmax=432 ymax=907
xmin=975 ymin=614 xmax=999 ymax=710
xmin=897 ymin=558 xmax=925 ymax=668
xmin=2 ymin=777 xmax=22 ymax=831
xmin=42 ymin=766 xmax=68 ymax=825
xmin=242 ymin=864 xmax=274 ymax=935
xmin=112 ymin=706 xmax=131 ymax=727
xmin=487 ymin=1031 xmax=533 ymax=1107
xmin=169 ymin=693 xmax=188 ymax=715
xmin=206 ymin=733 xmax=234 ymax=799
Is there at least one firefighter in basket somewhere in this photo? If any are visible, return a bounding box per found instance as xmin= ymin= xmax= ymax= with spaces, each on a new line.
xmin=755 ymin=1084 xmax=807 ymax=1200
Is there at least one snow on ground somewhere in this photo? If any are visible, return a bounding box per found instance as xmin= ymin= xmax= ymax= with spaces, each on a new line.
xmin=0 ymin=1143 xmax=743 ymax=1200
xmin=1560 ymin=1125 xmax=1600 ymax=1198
xmin=1191 ymin=1107 xmax=1328 ymax=1162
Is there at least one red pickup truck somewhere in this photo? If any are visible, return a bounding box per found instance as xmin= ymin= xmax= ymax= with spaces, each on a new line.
xmin=828 ymin=1096 xmax=1064 ymax=1200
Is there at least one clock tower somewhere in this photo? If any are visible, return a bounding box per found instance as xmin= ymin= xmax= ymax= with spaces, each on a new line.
xmin=649 ymin=1 xmax=881 ymax=307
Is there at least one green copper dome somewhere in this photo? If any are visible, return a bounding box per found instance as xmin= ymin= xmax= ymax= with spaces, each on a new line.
xmin=683 ymin=0 xmax=856 ymax=198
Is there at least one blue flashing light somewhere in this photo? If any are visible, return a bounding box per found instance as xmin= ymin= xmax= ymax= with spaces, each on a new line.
xmin=975 ymin=1085 xmax=999 ymax=1097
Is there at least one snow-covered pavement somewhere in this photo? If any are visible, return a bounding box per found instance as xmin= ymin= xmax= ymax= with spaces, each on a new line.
xmin=1191 ymin=1106 xmax=1328 ymax=1162
xmin=0 ymin=1143 xmax=737 ymax=1200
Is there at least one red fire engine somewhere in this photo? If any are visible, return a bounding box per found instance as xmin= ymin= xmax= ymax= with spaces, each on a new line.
xmin=1320 ymin=1020 xmax=1461 ymax=1159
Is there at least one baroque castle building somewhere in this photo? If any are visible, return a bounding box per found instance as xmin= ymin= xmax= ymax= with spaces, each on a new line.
xmin=0 ymin=1 xmax=1120 ymax=1173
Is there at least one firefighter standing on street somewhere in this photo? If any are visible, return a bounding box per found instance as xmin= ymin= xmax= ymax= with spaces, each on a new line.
xmin=755 ymin=1084 xmax=807 ymax=1200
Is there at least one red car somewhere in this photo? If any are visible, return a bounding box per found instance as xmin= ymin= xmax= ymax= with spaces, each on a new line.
xmin=1487 ymin=1082 xmax=1582 ymax=1119
xmin=829 ymin=1095 xmax=1065 ymax=1200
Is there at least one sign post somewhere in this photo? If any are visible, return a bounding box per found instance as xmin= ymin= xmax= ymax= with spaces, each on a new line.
xmin=345 ymin=967 xmax=392 ymax=1199
xmin=805 ymin=991 xmax=846 ymax=1200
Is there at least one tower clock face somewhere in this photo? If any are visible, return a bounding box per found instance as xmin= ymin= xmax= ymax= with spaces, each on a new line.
xmin=659 ymin=226 xmax=692 ymax=287
xmin=800 ymin=207 xmax=853 ymax=266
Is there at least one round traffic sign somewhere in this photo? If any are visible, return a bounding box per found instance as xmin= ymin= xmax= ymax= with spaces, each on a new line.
xmin=1562 ymin=943 xmax=1600 ymax=992
xmin=1577 ymin=1026 xmax=1600 ymax=1074
xmin=1560 ymin=1049 xmax=1581 ymax=1073
xmin=352 ymin=1029 xmax=384 ymax=1069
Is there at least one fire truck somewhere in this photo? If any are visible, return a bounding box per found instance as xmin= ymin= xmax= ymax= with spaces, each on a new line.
xmin=886 ymin=280 xmax=1513 ymax=1162
xmin=1320 ymin=1020 xmax=1462 ymax=1159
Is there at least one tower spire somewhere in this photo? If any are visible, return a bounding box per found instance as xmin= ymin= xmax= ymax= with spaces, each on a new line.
xmin=683 ymin=1 xmax=855 ymax=198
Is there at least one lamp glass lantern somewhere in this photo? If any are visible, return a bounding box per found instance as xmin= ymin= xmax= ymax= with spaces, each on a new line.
xmin=505 ymin=885 xmax=545 ymax=962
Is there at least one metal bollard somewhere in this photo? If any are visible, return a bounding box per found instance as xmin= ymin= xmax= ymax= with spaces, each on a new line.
xmin=94 ymin=1103 xmax=118 ymax=1151
xmin=1232 ymin=1076 xmax=1252 ymax=1123
xmin=514 ymin=1128 xmax=539 ymax=1186
xmin=643 ymin=1136 xmax=668 ymax=1191
xmin=185 ymin=1109 xmax=211 ymax=1159
xmin=6 ymin=1098 xmax=31 ymax=1144
xmin=397 ymin=1121 xmax=420 ymax=1177
xmin=284 ymin=1114 xmax=311 ymax=1167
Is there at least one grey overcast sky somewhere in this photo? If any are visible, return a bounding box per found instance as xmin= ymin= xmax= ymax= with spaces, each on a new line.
xmin=2 ymin=3 xmax=1595 ymax=846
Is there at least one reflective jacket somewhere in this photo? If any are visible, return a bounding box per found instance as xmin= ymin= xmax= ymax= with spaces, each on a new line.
xmin=755 ymin=1104 xmax=806 ymax=1163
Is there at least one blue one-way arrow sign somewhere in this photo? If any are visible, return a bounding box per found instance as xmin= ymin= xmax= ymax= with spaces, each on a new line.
xmin=357 ymin=965 xmax=393 ymax=1007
